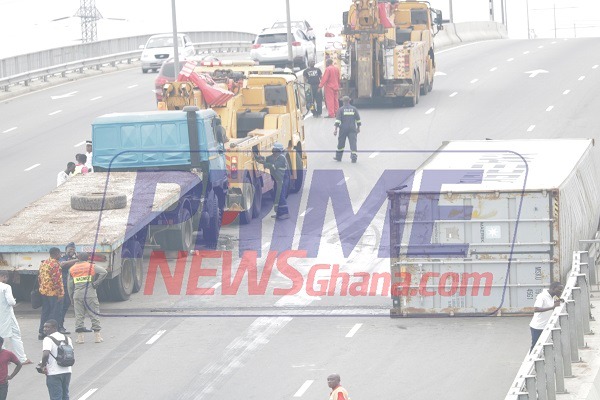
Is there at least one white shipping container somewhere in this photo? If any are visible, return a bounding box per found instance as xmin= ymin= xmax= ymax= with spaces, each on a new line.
xmin=387 ymin=139 xmax=600 ymax=316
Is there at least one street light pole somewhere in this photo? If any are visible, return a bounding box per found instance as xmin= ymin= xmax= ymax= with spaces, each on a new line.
xmin=526 ymin=0 xmax=531 ymax=39
xmin=285 ymin=0 xmax=293 ymax=68
xmin=448 ymin=0 xmax=453 ymax=23
xmin=171 ymin=0 xmax=180 ymax=77
xmin=553 ymin=2 xmax=557 ymax=38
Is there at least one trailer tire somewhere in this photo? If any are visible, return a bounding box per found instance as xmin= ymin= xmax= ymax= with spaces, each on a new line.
xmin=109 ymin=257 xmax=134 ymax=301
xmin=131 ymin=242 xmax=144 ymax=293
xmin=71 ymin=192 xmax=127 ymax=211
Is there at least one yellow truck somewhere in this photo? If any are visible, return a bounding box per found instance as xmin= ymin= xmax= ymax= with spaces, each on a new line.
xmin=159 ymin=61 xmax=308 ymax=224
xmin=340 ymin=0 xmax=444 ymax=106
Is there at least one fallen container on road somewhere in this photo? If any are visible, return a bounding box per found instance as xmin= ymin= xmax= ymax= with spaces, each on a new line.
xmin=387 ymin=139 xmax=600 ymax=316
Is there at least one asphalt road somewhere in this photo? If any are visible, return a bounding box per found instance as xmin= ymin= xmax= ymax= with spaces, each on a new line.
xmin=2 ymin=37 xmax=600 ymax=399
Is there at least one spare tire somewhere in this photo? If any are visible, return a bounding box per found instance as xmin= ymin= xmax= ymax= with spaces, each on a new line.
xmin=71 ymin=192 xmax=127 ymax=211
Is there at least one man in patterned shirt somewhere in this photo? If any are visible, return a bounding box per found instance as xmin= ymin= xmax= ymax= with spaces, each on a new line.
xmin=38 ymin=248 xmax=64 ymax=340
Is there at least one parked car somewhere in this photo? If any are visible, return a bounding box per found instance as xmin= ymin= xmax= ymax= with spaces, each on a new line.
xmin=251 ymin=28 xmax=316 ymax=69
xmin=140 ymin=33 xmax=196 ymax=73
xmin=324 ymin=24 xmax=344 ymax=50
xmin=271 ymin=20 xmax=316 ymax=42
xmin=154 ymin=55 xmax=220 ymax=102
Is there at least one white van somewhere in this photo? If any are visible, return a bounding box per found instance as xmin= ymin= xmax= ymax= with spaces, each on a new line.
xmin=140 ymin=33 xmax=196 ymax=73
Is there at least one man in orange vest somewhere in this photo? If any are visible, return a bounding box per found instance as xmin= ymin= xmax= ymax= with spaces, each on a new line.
xmin=67 ymin=252 xmax=107 ymax=344
xmin=327 ymin=373 xmax=350 ymax=400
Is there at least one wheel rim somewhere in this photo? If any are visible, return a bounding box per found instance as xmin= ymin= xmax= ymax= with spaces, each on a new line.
xmin=122 ymin=259 xmax=134 ymax=294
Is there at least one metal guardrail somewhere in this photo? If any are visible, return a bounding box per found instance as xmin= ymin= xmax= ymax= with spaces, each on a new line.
xmin=505 ymin=250 xmax=594 ymax=399
xmin=0 ymin=41 xmax=252 ymax=92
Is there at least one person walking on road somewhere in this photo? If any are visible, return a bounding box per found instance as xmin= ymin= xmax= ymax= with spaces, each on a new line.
xmin=0 ymin=336 xmax=22 ymax=400
xmin=303 ymin=60 xmax=323 ymax=117
xmin=327 ymin=373 xmax=350 ymax=400
xmin=0 ymin=271 xmax=32 ymax=366
xmin=39 ymin=319 xmax=72 ymax=400
xmin=56 ymin=163 xmax=75 ymax=187
xmin=319 ymin=58 xmax=340 ymax=118
xmin=529 ymin=281 xmax=564 ymax=352
xmin=333 ymin=96 xmax=361 ymax=163
xmin=58 ymin=243 xmax=79 ymax=335
xmin=68 ymin=252 xmax=107 ymax=344
xmin=38 ymin=248 xmax=64 ymax=341
xmin=255 ymin=143 xmax=291 ymax=220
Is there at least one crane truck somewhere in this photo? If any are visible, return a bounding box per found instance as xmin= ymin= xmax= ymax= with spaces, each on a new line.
xmin=340 ymin=0 xmax=444 ymax=106
xmin=0 ymin=108 xmax=228 ymax=301
xmin=158 ymin=60 xmax=308 ymax=225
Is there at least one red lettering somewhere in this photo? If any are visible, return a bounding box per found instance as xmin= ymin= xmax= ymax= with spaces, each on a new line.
xmin=419 ymin=272 xmax=439 ymax=296
xmin=349 ymin=272 xmax=370 ymax=296
xmin=460 ymin=272 xmax=493 ymax=296
xmin=391 ymin=272 xmax=411 ymax=297
xmin=273 ymin=250 xmax=306 ymax=296
xmin=185 ymin=251 xmax=219 ymax=295
xmin=438 ymin=272 xmax=459 ymax=296
xmin=143 ymin=251 xmax=187 ymax=295
xmin=369 ymin=272 xmax=391 ymax=296
xmin=306 ymin=264 xmax=330 ymax=296
xmin=327 ymin=264 xmax=350 ymax=296
xmin=221 ymin=251 xmax=276 ymax=295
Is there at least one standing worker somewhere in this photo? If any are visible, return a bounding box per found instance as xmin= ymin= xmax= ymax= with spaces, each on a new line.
xmin=38 ymin=248 xmax=64 ymax=341
xmin=0 ymin=337 xmax=22 ymax=400
xmin=0 ymin=271 xmax=32 ymax=366
xmin=58 ymin=243 xmax=79 ymax=335
xmin=333 ymin=96 xmax=361 ymax=163
xmin=529 ymin=281 xmax=564 ymax=352
xmin=68 ymin=252 xmax=107 ymax=344
xmin=327 ymin=373 xmax=350 ymax=400
xmin=319 ymin=58 xmax=340 ymax=118
xmin=255 ymin=143 xmax=290 ymax=220
xmin=303 ymin=60 xmax=323 ymax=117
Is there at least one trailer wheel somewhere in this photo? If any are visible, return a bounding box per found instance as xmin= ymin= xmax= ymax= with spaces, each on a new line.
xmin=71 ymin=192 xmax=127 ymax=211
xmin=288 ymin=149 xmax=304 ymax=194
xmin=131 ymin=241 xmax=144 ymax=293
xmin=203 ymin=190 xmax=221 ymax=247
xmin=109 ymin=256 xmax=134 ymax=301
xmin=239 ymin=175 xmax=254 ymax=225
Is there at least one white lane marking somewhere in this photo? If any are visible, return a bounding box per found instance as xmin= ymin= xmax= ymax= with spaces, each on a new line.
xmin=345 ymin=323 xmax=363 ymax=338
xmin=538 ymin=45 xmax=544 ymax=49
xmin=434 ymin=71 xmax=447 ymax=76
xmin=293 ymin=380 xmax=315 ymax=397
xmin=211 ymin=282 xmax=222 ymax=290
xmin=146 ymin=330 xmax=166 ymax=345
xmin=24 ymin=164 xmax=41 ymax=172
xmin=551 ymin=41 xmax=557 ymax=44
xmin=2 ymin=127 xmax=17 ymax=133
xmin=546 ymin=105 xmax=554 ymax=112
xmin=48 ymin=110 xmax=62 ymax=116
xmin=436 ymin=41 xmax=481 ymax=54
xmin=527 ymin=125 xmax=536 ymax=132
xmin=74 ymin=141 xmax=86 ymax=147
xmin=593 ymin=65 xmax=599 ymax=69
xmin=507 ymin=57 xmax=514 ymax=62
xmin=90 ymin=96 xmax=102 ymax=101
xmin=425 ymin=108 xmax=435 ymax=115
xmin=50 ymin=91 xmax=78 ymax=100
xmin=337 ymin=177 xmax=350 ymax=186
xmin=563 ymin=89 xmax=570 ymax=95
xmin=470 ymin=78 xmax=479 ymax=84
xmin=369 ymin=152 xmax=379 ymax=159
xmin=523 ymin=51 xmax=530 ymax=54
xmin=300 ymin=208 xmax=313 ymax=217
xmin=449 ymin=92 xmax=458 ymax=98
xmin=78 ymin=388 xmax=98 ymax=400
xmin=578 ymin=76 xmax=586 ymax=81
xmin=127 ymin=84 xmax=138 ymax=89
xmin=399 ymin=127 xmax=410 ymax=135
xmin=525 ymin=69 xmax=549 ymax=78
xmin=489 ymin=67 xmax=498 ymax=72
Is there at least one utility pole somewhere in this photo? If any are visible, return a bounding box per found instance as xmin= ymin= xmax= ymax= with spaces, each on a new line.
xmin=448 ymin=0 xmax=454 ymax=23
xmin=553 ymin=3 xmax=557 ymax=38
xmin=171 ymin=0 xmax=180 ymax=78
xmin=489 ymin=0 xmax=494 ymax=21
xmin=75 ymin=0 xmax=102 ymax=43
xmin=285 ymin=0 xmax=293 ymax=68
xmin=526 ymin=0 xmax=531 ymax=39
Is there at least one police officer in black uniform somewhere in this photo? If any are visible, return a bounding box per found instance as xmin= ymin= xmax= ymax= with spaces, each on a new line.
xmin=256 ymin=143 xmax=290 ymax=220
xmin=333 ymin=96 xmax=361 ymax=163
xmin=303 ymin=60 xmax=323 ymax=117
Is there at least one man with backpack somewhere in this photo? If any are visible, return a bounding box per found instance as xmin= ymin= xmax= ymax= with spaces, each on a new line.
xmin=39 ymin=319 xmax=73 ymax=400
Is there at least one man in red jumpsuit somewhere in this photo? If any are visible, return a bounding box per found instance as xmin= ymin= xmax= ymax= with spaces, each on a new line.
xmin=319 ymin=58 xmax=340 ymax=118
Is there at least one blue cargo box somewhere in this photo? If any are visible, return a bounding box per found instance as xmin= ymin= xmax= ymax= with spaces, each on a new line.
xmin=92 ymin=109 xmax=219 ymax=170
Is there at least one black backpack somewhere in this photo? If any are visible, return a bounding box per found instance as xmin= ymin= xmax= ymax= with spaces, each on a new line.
xmin=48 ymin=335 xmax=75 ymax=367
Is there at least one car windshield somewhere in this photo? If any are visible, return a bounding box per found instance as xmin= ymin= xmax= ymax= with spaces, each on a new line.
xmin=146 ymin=37 xmax=183 ymax=49
xmin=256 ymin=34 xmax=289 ymax=44
xmin=272 ymin=21 xmax=305 ymax=30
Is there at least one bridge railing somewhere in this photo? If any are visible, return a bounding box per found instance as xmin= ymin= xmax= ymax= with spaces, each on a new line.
xmin=505 ymin=251 xmax=594 ymax=400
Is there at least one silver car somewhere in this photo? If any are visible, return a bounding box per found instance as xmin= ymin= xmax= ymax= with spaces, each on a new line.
xmin=271 ymin=20 xmax=316 ymax=42
xmin=250 ymin=28 xmax=316 ymax=69
xmin=140 ymin=33 xmax=196 ymax=73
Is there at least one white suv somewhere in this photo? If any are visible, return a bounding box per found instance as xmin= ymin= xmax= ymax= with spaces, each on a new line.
xmin=140 ymin=33 xmax=196 ymax=73
xmin=250 ymin=28 xmax=316 ymax=69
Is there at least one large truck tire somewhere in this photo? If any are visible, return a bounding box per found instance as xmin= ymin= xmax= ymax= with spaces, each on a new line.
xmin=251 ymin=178 xmax=263 ymax=219
xmin=71 ymin=192 xmax=127 ymax=211
xmin=289 ymin=149 xmax=304 ymax=194
xmin=239 ymin=175 xmax=254 ymax=225
xmin=109 ymin=257 xmax=134 ymax=301
xmin=406 ymin=71 xmax=419 ymax=107
xmin=203 ymin=190 xmax=222 ymax=247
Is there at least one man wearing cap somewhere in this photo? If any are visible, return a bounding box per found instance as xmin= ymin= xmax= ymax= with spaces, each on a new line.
xmin=84 ymin=140 xmax=93 ymax=172
xmin=333 ymin=96 xmax=361 ymax=163
xmin=256 ymin=143 xmax=291 ymax=220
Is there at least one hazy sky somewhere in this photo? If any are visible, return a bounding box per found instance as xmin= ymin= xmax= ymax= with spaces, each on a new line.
xmin=1 ymin=0 xmax=598 ymax=58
